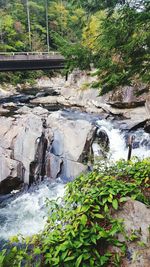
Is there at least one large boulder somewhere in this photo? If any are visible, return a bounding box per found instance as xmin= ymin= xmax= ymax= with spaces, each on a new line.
xmin=108 ymin=85 xmax=149 ymax=104
xmin=0 ymin=108 xmax=97 ymax=191
xmin=46 ymin=112 xmax=93 ymax=179
xmin=0 ymin=112 xmax=50 ymax=186
xmin=112 ymin=199 xmax=150 ymax=267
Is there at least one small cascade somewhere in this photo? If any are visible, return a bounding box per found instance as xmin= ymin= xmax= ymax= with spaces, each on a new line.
xmin=96 ymin=120 xmax=150 ymax=161
xmin=0 ymin=181 xmax=65 ymax=240
xmin=0 ymin=114 xmax=149 ymax=241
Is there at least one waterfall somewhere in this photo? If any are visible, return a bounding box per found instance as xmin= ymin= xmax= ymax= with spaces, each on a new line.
xmin=0 ymin=116 xmax=149 ymax=241
xmin=97 ymin=120 xmax=150 ymax=161
xmin=0 ymin=181 xmax=65 ymax=240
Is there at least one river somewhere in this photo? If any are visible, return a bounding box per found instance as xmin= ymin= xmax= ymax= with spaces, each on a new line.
xmin=0 ymin=108 xmax=149 ymax=242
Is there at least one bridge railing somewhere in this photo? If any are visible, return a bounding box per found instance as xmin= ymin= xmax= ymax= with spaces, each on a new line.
xmin=0 ymin=51 xmax=61 ymax=56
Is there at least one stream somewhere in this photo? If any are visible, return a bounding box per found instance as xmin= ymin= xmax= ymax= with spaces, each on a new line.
xmin=0 ymin=90 xmax=150 ymax=243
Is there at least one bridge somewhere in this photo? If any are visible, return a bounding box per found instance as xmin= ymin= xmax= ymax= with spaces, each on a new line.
xmin=0 ymin=52 xmax=65 ymax=71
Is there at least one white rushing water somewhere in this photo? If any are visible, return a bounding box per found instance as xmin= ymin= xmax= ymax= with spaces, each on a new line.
xmin=0 ymin=182 xmax=65 ymax=240
xmin=0 ymin=118 xmax=150 ymax=241
xmin=97 ymin=119 xmax=150 ymax=161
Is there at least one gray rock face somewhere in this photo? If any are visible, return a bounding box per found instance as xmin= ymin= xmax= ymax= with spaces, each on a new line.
xmin=0 ymin=113 xmax=44 ymax=185
xmin=46 ymin=153 xmax=62 ymax=180
xmin=47 ymin=112 xmax=93 ymax=179
xmin=0 ymin=108 xmax=98 ymax=192
xmin=113 ymin=199 xmax=150 ymax=267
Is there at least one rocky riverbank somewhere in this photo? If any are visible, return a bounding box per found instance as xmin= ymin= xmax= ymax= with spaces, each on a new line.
xmin=0 ymin=71 xmax=150 ymax=194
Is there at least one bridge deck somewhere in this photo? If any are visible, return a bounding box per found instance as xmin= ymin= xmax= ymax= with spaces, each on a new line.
xmin=0 ymin=52 xmax=65 ymax=71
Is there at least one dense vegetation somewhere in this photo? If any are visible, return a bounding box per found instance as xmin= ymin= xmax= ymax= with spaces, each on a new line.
xmin=0 ymin=0 xmax=149 ymax=90
xmin=0 ymin=158 xmax=150 ymax=266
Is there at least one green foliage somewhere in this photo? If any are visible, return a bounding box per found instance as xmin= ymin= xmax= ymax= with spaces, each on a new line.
xmin=93 ymin=1 xmax=150 ymax=93
xmin=57 ymin=1 xmax=150 ymax=93
xmin=1 ymin=158 xmax=150 ymax=266
xmin=0 ymin=70 xmax=48 ymax=85
xmin=1 ymin=0 xmax=149 ymax=90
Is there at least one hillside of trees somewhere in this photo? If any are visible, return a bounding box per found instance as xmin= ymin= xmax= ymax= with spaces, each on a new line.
xmin=0 ymin=0 xmax=149 ymax=91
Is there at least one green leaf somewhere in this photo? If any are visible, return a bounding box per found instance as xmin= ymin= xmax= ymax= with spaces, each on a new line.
xmin=119 ymin=197 xmax=127 ymax=202
xmin=64 ymin=256 xmax=75 ymax=262
xmin=75 ymin=255 xmax=83 ymax=267
xmin=112 ymin=199 xmax=118 ymax=210
xmin=100 ymin=255 xmax=109 ymax=265
xmin=80 ymin=214 xmax=87 ymax=226
xmin=91 ymin=235 xmax=97 ymax=244
xmin=104 ymin=204 xmax=109 ymax=213
xmin=33 ymin=247 xmax=41 ymax=255
xmin=93 ymin=214 xmax=104 ymax=219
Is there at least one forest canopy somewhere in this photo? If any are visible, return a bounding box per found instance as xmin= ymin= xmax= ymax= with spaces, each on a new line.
xmin=0 ymin=0 xmax=149 ymax=91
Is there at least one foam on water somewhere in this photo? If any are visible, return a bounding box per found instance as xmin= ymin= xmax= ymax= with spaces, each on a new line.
xmin=0 ymin=182 xmax=65 ymax=240
xmin=97 ymin=119 xmax=150 ymax=161
xmin=0 ymin=118 xmax=149 ymax=240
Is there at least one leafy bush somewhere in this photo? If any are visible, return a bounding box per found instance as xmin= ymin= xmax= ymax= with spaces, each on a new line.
xmin=1 ymin=158 xmax=150 ymax=267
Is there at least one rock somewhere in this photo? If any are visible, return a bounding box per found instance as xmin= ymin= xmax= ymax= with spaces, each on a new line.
xmin=116 ymin=106 xmax=148 ymax=130
xmin=30 ymin=95 xmax=69 ymax=106
xmin=113 ymin=199 xmax=150 ymax=267
xmin=0 ymin=113 xmax=45 ymax=184
xmin=0 ymin=176 xmax=23 ymax=195
xmin=47 ymin=112 xmax=93 ymax=179
xmin=47 ymin=113 xmax=93 ymax=161
xmin=144 ymin=120 xmax=150 ymax=133
xmin=0 ymin=106 xmax=10 ymax=115
xmin=46 ymin=153 xmax=62 ymax=179
xmin=95 ymin=128 xmax=110 ymax=151
xmin=32 ymin=106 xmax=49 ymax=116
xmin=115 ymin=199 xmax=150 ymax=244
xmin=0 ymin=108 xmax=96 ymax=190
xmin=0 ymin=146 xmax=23 ymax=184
xmin=107 ymin=101 xmax=145 ymax=109
xmin=129 ymin=120 xmax=147 ymax=132
xmin=2 ymin=102 xmax=16 ymax=108
xmin=61 ymin=159 xmax=87 ymax=180
xmin=16 ymin=106 xmax=32 ymax=114
xmin=108 ymin=85 xmax=148 ymax=103
xmin=145 ymin=97 xmax=150 ymax=118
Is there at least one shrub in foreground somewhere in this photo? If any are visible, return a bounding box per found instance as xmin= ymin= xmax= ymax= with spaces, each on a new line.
xmin=0 ymin=158 xmax=150 ymax=267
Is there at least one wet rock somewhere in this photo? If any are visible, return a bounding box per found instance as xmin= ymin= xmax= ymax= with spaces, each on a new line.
xmin=0 ymin=176 xmax=23 ymax=195
xmin=144 ymin=120 xmax=150 ymax=133
xmin=95 ymin=128 xmax=110 ymax=151
xmin=0 ymin=94 xmax=35 ymax=105
xmin=46 ymin=153 xmax=62 ymax=180
xmin=129 ymin=120 xmax=147 ymax=132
